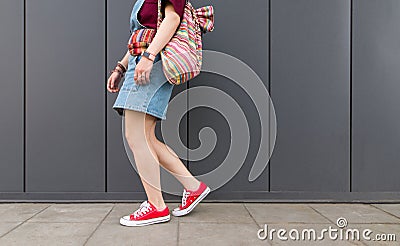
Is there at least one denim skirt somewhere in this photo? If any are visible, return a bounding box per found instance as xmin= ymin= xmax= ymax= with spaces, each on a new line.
xmin=112 ymin=53 xmax=174 ymax=120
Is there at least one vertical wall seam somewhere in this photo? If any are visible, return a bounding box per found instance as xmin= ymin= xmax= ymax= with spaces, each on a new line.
xmin=268 ymin=0 xmax=271 ymax=192
xmin=105 ymin=0 xmax=108 ymax=192
xmin=349 ymin=0 xmax=353 ymax=192
xmin=23 ymin=0 xmax=26 ymax=192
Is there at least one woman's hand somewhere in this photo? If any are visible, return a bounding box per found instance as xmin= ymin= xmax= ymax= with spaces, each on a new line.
xmin=134 ymin=57 xmax=154 ymax=85
xmin=107 ymin=71 xmax=123 ymax=93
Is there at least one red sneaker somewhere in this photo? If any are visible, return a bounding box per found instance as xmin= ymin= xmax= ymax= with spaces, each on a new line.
xmin=119 ymin=200 xmax=170 ymax=226
xmin=172 ymin=181 xmax=210 ymax=217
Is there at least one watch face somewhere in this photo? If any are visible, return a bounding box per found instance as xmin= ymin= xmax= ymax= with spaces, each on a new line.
xmin=142 ymin=51 xmax=154 ymax=61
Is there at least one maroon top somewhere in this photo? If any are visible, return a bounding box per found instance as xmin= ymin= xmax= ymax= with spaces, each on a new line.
xmin=138 ymin=0 xmax=185 ymax=29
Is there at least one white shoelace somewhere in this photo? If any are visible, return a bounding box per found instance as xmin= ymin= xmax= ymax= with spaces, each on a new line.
xmin=132 ymin=201 xmax=151 ymax=218
xmin=181 ymin=189 xmax=191 ymax=207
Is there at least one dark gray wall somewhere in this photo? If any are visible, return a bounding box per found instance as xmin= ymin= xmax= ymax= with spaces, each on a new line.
xmin=1 ymin=0 xmax=400 ymax=201
xmin=0 ymin=0 xmax=24 ymax=192
xmin=25 ymin=0 xmax=106 ymax=192
xmin=270 ymin=0 xmax=350 ymax=192
xmin=352 ymin=0 xmax=400 ymax=192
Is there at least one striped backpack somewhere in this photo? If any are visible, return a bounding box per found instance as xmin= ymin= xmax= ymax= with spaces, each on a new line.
xmin=157 ymin=0 xmax=214 ymax=85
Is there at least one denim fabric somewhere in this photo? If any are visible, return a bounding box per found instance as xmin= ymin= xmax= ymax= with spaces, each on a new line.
xmin=112 ymin=0 xmax=174 ymax=120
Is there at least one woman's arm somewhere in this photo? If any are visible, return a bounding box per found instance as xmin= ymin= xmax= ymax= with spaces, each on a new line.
xmin=134 ymin=2 xmax=181 ymax=84
xmin=106 ymin=50 xmax=130 ymax=93
xmin=120 ymin=50 xmax=130 ymax=69
xmin=146 ymin=3 xmax=181 ymax=56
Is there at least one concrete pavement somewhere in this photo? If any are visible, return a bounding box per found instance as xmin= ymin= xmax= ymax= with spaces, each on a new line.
xmin=0 ymin=202 xmax=399 ymax=245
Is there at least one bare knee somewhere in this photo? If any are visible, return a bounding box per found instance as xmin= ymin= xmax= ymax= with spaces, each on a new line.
xmin=124 ymin=111 xmax=157 ymax=152
xmin=124 ymin=121 xmax=147 ymax=151
xmin=124 ymin=129 xmax=147 ymax=152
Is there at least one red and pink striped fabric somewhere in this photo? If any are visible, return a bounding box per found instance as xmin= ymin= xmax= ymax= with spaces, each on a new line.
xmin=127 ymin=29 xmax=157 ymax=56
xmin=127 ymin=0 xmax=215 ymax=85
xmin=157 ymin=0 xmax=214 ymax=85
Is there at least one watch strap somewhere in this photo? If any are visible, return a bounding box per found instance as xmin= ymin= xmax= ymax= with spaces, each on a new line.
xmin=142 ymin=51 xmax=156 ymax=61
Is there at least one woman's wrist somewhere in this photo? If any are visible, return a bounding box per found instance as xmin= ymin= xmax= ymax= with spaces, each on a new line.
xmin=144 ymin=48 xmax=157 ymax=55
xmin=110 ymin=60 xmax=126 ymax=78
xmin=142 ymin=51 xmax=156 ymax=62
xmin=116 ymin=61 xmax=127 ymax=73
xmin=110 ymin=69 xmax=124 ymax=78
xmin=115 ymin=66 xmax=124 ymax=74
xmin=115 ymin=61 xmax=127 ymax=74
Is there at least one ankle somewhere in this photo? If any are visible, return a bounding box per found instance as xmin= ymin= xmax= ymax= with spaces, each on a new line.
xmin=156 ymin=205 xmax=167 ymax=211
xmin=185 ymin=180 xmax=201 ymax=191
xmin=149 ymin=200 xmax=167 ymax=211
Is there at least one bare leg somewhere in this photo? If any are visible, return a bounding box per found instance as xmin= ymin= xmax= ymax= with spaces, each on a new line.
xmin=148 ymin=121 xmax=201 ymax=191
xmin=124 ymin=109 xmax=166 ymax=210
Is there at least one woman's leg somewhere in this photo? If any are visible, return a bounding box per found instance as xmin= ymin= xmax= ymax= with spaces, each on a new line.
xmin=124 ymin=109 xmax=166 ymax=210
xmin=147 ymin=120 xmax=200 ymax=191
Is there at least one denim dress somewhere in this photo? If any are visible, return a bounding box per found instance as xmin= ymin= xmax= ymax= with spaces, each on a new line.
xmin=112 ymin=0 xmax=174 ymax=120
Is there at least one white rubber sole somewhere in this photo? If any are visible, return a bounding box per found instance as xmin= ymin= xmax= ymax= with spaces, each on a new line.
xmin=119 ymin=214 xmax=170 ymax=227
xmin=172 ymin=186 xmax=211 ymax=217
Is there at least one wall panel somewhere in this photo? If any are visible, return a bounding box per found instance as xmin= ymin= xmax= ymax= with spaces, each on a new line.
xmin=0 ymin=0 xmax=24 ymax=192
xmin=26 ymin=0 xmax=105 ymax=191
xmin=270 ymin=0 xmax=350 ymax=192
xmin=353 ymin=0 xmax=400 ymax=191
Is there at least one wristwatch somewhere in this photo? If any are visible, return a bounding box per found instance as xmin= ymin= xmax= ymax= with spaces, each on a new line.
xmin=142 ymin=51 xmax=156 ymax=62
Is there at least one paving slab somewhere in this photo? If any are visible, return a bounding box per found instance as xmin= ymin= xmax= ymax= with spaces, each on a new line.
xmin=179 ymin=222 xmax=268 ymax=246
xmin=371 ymin=204 xmax=400 ymax=219
xmin=175 ymin=203 xmax=254 ymax=224
xmin=29 ymin=203 xmax=114 ymax=223
xmin=86 ymin=219 xmax=178 ymax=246
xmin=245 ymin=203 xmax=331 ymax=225
xmin=0 ymin=222 xmax=97 ymax=246
xmin=0 ymin=222 xmax=21 ymax=238
xmin=0 ymin=203 xmax=50 ymax=222
xmin=310 ymin=204 xmax=400 ymax=224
